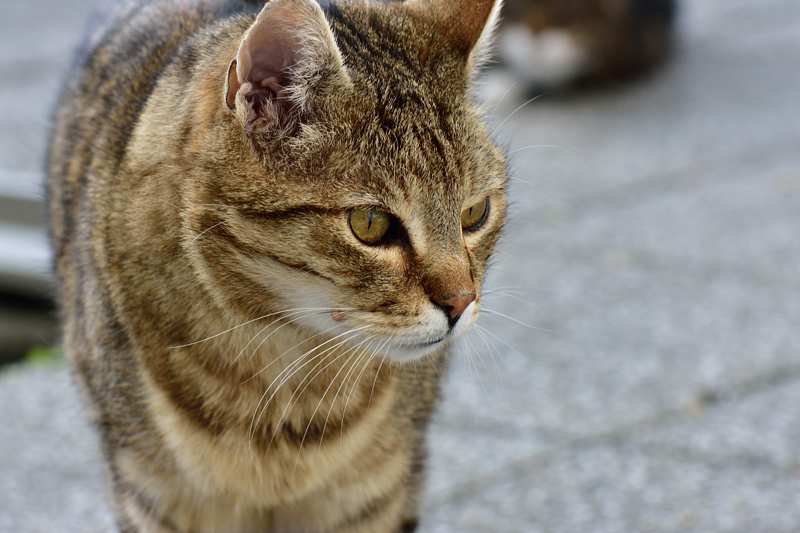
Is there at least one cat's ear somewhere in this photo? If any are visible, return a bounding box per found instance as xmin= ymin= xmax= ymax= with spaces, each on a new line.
xmin=225 ymin=0 xmax=349 ymax=134
xmin=406 ymin=0 xmax=503 ymax=72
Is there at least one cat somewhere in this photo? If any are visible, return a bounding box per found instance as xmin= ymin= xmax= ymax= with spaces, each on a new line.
xmin=46 ymin=0 xmax=508 ymax=531
xmin=499 ymin=0 xmax=678 ymax=88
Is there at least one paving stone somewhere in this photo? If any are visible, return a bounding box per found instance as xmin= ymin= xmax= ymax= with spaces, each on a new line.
xmin=0 ymin=364 xmax=114 ymax=533
xmin=512 ymin=153 xmax=800 ymax=284
xmin=630 ymin=379 xmax=800 ymax=471
xmin=425 ymin=408 xmax=557 ymax=501
xmin=423 ymin=443 xmax=800 ymax=533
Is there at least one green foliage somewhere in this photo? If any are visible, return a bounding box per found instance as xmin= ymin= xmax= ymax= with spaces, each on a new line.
xmin=25 ymin=346 xmax=63 ymax=366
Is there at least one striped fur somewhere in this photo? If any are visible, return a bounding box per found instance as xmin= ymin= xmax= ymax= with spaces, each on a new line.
xmin=47 ymin=1 xmax=507 ymax=531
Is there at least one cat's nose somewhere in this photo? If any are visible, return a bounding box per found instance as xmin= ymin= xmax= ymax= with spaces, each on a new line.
xmin=434 ymin=292 xmax=476 ymax=328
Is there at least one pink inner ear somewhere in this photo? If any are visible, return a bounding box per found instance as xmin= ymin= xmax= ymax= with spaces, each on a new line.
xmin=227 ymin=0 xmax=344 ymax=130
xmin=241 ymin=33 xmax=295 ymax=90
xmin=236 ymin=5 xmax=304 ymax=92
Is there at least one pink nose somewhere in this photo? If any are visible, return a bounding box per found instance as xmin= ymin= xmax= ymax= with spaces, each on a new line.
xmin=434 ymin=292 xmax=476 ymax=327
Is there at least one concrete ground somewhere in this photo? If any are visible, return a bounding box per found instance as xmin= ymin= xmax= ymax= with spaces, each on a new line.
xmin=2 ymin=1 xmax=800 ymax=532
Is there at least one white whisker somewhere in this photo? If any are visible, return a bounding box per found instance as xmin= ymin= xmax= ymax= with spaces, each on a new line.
xmin=189 ymin=221 xmax=225 ymax=243
xmin=248 ymin=326 xmax=368 ymax=443
xmin=239 ymin=322 xmax=343 ymax=382
xmin=296 ymin=337 xmax=369 ymax=455
xmin=476 ymin=323 xmax=523 ymax=355
xmin=233 ymin=309 xmax=322 ymax=363
xmin=484 ymin=291 xmax=536 ymax=309
xmin=275 ymin=334 xmax=376 ymax=447
xmin=491 ymin=94 xmax=542 ymax=137
xmin=508 ymin=144 xmax=567 ymax=156
xmin=169 ymin=307 xmax=353 ymax=349
xmin=339 ymin=334 xmax=394 ymax=439
xmin=321 ymin=338 xmax=378 ymax=445
xmin=473 ymin=327 xmax=502 ymax=377
xmin=482 ymin=308 xmax=551 ymax=332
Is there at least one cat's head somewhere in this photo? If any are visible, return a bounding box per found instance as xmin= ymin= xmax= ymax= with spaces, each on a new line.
xmin=187 ymin=0 xmax=507 ymax=362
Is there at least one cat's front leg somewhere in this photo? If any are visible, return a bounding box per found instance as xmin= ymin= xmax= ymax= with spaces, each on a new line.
xmin=110 ymin=483 xmax=177 ymax=533
xmin=272 ymin=478 xmax=414 ymax=533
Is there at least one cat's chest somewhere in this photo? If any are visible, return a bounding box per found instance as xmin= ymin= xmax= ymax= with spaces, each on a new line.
xmin=142 ymin=356 xmax=399 ymax=507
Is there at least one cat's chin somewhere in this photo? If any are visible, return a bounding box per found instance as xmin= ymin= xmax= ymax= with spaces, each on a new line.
xmin=383 ymin=340 xmax=448 ymax=363
xmin=381 ymin=331 xmax=464 ymax=363
xmin=382 ymin=301 xmax=480 ymax=363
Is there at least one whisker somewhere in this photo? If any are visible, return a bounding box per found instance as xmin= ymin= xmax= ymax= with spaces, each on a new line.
xmin=483 ymin=291 xmax=537 ymax=309
xmin=274 ymin=334 xmax=376 ymax=447
xmin=473 ymin=328 xmax=502 ymax=377
xmin=264 ymin=339 xmax=363 ymax=450
xmin=189 ymin=221 xmax=226 ymax=243
xmin=482 ymin=286 xmax=524 ymax=295
xmin=508 ymin=175 xmax=532 ymax=185
xmin=240 ymin=310 xmax=329 ymax=365
xmin=296 ymin=338 xmax=369 ymax=455
xmin=248 ymin=326 xmax=368 ymax=443
xmin=508 ymin=144 xmax=568 ymax=156
xmin=475 ymin=323 xmax=524 ymax=355
xmin=369 ymin=351 xmax=388 ymax=407
xmin=342 ymin=337 xmax=381 ymax=436
xmin=338 ymin=334 xmax=394 ymax=439
xmin=481 ymin=308 xmax=551 ymax=332
xmin=481 ymin=80 xmax=519 ymax=115
xmin=321 ymin=339 xmax=378 ymax=445
xmin=468 ymin=334 xmax=495 ymax=387
xmin=462 ymin=337 xmax=482 ymax=386
xmin=244 ymin=323 xmax=367 ymax=386
xmin=169 ymin=307 xmax=353 ymax=349
xmin=233 ymin=309 xmax=323 ymax=363
xmin=491 ymin=94 xmax=542 ymax=137
xmin=253 ymin=327 xmax=367 ymax=403
xmin=238 ymin=321 xmax=343 ymax=381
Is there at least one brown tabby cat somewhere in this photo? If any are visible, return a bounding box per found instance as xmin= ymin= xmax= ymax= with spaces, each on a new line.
xmin=500 ymin=0 xmax=678 ymax=88
xmin=47 ymin=0 xmax=507 ymax=531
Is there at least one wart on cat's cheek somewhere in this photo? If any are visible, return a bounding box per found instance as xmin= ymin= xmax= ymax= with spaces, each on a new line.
xmin=331 ymin=311 xmax=346 ymax=322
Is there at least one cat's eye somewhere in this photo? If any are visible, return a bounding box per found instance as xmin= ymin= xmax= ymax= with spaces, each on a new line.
xmin=349 ymin=208 xmax=392 ymax=245
xmin=461 ymin=198 xmax=490 ymax=232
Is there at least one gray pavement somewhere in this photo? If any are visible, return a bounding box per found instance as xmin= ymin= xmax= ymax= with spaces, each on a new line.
xmin=2 ymin=0 xmax=800 ymax=531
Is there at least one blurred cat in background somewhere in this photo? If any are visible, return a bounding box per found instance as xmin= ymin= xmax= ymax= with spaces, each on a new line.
xmin=499 ymin=0 xmax=678 ymax=89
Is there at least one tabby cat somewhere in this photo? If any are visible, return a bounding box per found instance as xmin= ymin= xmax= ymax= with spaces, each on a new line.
xmin=47 ymin=0 xmax=507 ymax=531
xmin=500 ymin=0 xmax=678 ymax=88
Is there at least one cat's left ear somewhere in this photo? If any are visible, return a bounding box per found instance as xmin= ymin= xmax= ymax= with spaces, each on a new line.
xmin=406 ymin=0 xmax=504 ymax=72
xmin=224 ymin=0 xmax=350 ymax=133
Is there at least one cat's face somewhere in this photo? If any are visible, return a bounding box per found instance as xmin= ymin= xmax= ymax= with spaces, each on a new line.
xmin=188 ymin=0 xmax=506 ymax=362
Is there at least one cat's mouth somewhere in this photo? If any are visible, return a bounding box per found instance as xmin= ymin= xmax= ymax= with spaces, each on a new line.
xmin=368 ymin=301 xmax=480 ymax=362
xmin=411 ymin=337 xmax=447 ymax=348
xmin=382 ymin=330 xmax=463 ymax=361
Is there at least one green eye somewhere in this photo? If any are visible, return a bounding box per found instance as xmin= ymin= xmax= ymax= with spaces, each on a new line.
xmin=349 ymin=208 xmax=392 ymax=245
xmin=461 ymin=198 xmax=490 ymax=232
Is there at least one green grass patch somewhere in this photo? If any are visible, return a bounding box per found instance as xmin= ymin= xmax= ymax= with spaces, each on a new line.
xmin=25 ymin=346 xmax=63 ymax=366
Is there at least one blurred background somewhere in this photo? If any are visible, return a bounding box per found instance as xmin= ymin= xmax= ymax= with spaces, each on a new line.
xmin=1 ymin=0 xmax=799 ymax=532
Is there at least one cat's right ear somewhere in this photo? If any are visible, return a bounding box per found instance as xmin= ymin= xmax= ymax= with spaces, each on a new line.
xmin=224 ymin=0 xmax=349 ymax=134
xmin=405 ymin=0 xmax=503 ymax=74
